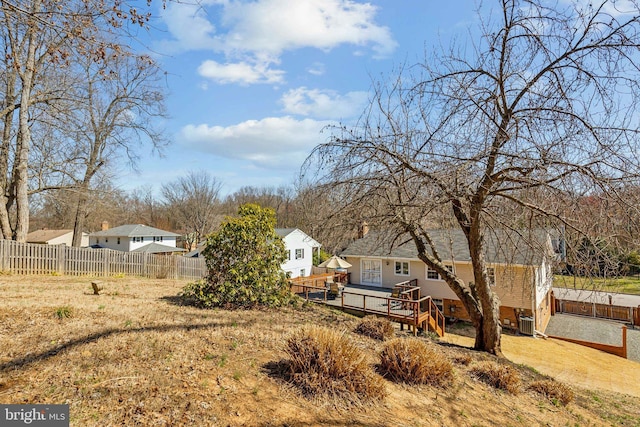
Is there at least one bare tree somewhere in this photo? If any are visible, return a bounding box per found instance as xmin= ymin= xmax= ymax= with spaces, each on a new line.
xmin=0 ymin=0 xmax=157 ymax=241
xmin=306 ymin=0 xmax=640 ymax=355
xmin=65 ymin=51 xmax=167 ymax=247
xmin=161 ymin=171 xmax=223 ymax=250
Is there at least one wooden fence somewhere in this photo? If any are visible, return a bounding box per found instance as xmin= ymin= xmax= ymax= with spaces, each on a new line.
xmin=555 ymin=299 xmax=635 ymax=324
xmin=0 ymin=239 xmax=207 ymax=280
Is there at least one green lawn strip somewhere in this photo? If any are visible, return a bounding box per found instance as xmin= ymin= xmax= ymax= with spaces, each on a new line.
xmin=554 ymin=275 xmax=640 ymax=296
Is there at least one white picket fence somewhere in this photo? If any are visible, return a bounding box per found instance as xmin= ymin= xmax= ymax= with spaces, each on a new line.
xmin=0 ymin=239 xmax=207 ymax=280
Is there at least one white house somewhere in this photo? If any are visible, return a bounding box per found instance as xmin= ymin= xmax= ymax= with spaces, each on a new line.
xmin=89 ymin=224 xmax=184 ymax=254
xmin=276 ymin=228 xmax=321 ymax=279
xmin=26 ymin=229 xmax=89 ymax=247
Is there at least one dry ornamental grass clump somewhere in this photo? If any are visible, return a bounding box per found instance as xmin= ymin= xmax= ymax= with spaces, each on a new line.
xmin=378 ymin=338 xmax=453 ymax=387
xmin=529 ymin=379 xmax=574 ymax=406
xmin=284 ymin=326 xmax=386 ymax=405
xmin=354 ymin=316 xmax=395 ymax=341
xmin=469 ymin=361 xmax=521 ymax=394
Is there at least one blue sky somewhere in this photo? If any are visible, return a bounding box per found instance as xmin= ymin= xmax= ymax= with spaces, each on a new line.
xmin=117 ymin=1 xmax=478 ymax=196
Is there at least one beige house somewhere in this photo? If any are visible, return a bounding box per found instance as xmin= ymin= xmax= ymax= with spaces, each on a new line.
xmin=340 ymin=229 xmax=557 ymax=334
xmin=26 ymin=229 xmax=89 ymax=247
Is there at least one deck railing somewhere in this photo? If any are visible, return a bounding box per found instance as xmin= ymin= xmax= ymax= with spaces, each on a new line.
xmin=291 ymin=276 xmax=445 ymax=337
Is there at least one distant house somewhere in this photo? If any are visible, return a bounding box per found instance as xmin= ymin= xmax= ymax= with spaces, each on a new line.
xmin=277 ymin=228 xmax=321 ymax=279
xmin=340 ymin=229 xmax=557 ymax=334
xmin=89 ymin=224 xmax=185 ymax=254
xmin=26 ymin=229 xmax=88 ymax=247
xmin=183 ymin=228 xmax=321 ymax=278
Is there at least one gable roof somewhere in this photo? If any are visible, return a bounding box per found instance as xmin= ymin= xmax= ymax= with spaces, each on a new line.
xmin=90 ymin=224 xmax=180 ymax=238
xmin=130 ymin=243 xmax=186 ymax=254
xmin=275 ymin=228 xmax=321 ymax=248
xmin=340 ymin=229 xmax=554 ymax=266
xmin=26 ymin=229 xmax=78 ymax=243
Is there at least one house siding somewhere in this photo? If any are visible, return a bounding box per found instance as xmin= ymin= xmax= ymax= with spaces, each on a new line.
xmin=89 ymin=236 xmax=178 ymax=252
xmin=280 ymin=229 xmax=320 ymax=278
xmin=344 ymin=255 xmax=550 ymax=332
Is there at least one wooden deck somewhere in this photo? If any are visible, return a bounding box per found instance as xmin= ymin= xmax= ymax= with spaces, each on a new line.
xmin=290 ymin=275 xmax=445 ymax=337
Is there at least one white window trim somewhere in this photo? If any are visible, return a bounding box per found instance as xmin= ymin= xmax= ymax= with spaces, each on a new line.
xmin=426 ymin=264 xmax=454 ymax=281
xmin=487 ymin=267 xmax=496 ymax=286
xmin=295 ymin=248 xmax=304 ymax=260
xmin=426 ymin=267 xmax=440 ymax=280
xmin=361 ymin=258 xmax=382 ymax=285
xmin=394 ymin=260 xmax=410 ymax=276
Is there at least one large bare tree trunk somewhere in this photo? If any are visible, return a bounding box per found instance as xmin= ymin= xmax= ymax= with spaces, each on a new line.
xmin=13 ymin=1 xmax=41 ymax=242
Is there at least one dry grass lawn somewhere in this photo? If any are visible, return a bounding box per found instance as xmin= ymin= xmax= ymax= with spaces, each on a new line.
xmin=1 ymin=275 xmax=639 ymax=426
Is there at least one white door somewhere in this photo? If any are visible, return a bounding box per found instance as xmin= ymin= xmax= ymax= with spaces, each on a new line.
xmin=361 ymin=259 xmax=382 ymax=286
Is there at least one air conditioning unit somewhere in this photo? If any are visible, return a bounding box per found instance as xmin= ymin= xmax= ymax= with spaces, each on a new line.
xmin=518 ymin=316 xmax=534 ymax=336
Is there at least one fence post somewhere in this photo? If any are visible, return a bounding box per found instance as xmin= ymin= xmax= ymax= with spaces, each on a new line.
xmin=622 ymin=325 xmax=628 ymax=359
xmin=143 ymin=253 xmax=148 ymax=278
xmin=103 ymin=250 xmax=109 ymax=276
xmin=0 ymin=240 xmax=6 ymax=272
xmin=57 ymin=244 xmax=65 ymax=275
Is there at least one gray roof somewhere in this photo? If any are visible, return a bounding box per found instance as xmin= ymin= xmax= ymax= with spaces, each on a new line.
xmin=90 ymin=224 xmax=180 ymax=238
xmin=340 ymin=229 xmax=553 ymax=266
xmin=275 ymin=228 xmax=297 ymax=237
xmin=130 ymin=243 xmax=186 ymax=254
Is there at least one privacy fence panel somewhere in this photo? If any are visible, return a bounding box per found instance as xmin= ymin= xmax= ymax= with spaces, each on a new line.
xmin=0 ymin=239 xmax=206 ymax=280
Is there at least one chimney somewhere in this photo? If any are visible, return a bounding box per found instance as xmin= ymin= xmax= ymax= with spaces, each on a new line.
xmin=358 ymin=221 xmax=369 ymax=238
xmin=101 ymin=221 xmax=109 ymax=231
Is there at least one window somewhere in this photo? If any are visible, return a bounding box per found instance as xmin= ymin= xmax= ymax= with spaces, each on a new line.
xmin=295 ymin=248 xmax=304 ymax=259
xmin=117 ymin=237 xmax=120 ymax=245
xmin=427 ymin=265 xmax=454 ymax=281
xmin=153 ymin=236 xmax=163 ymax=242
xmin=487 ymin=267 xmax=496 ymax=286
xmin=300 ymin=268 xmax=306 ymax=277
xmin=394 ymin=261 xmax=409 ymax=276
xmin=427 ymin=267 xmax=440 ymax=280
xmin=105 ymin=238 xmax=108 ymax=243
xmin=133 ymin=236 xmax=144 ymax=243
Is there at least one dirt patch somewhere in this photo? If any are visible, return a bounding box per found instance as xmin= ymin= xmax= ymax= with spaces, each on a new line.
xmin=0 ymin=275 xmax=638 ymax=426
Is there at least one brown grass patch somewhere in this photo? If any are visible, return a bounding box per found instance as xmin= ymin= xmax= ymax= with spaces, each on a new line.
xmin=529 ymin=379 xmax=574 ymax=406
xmin=469 ymin=361 xmax=521 ymax=394
xmin=378 ymin=338 xmax=453 ymax=387
xmin=284 ymin=325 xmax=386 ymax=405
xmin=354 ymin=315 xmax=395 ymax=341
xmin=1 ymin=275 xmax=638 ymax=426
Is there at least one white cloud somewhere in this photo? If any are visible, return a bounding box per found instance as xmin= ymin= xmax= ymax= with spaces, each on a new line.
xmin=179 ymin=116 xmax=333 ymax=169
xmin=280 ymin=87 xmax=368 ymax=119
xmin=160 ymin=0 xmax=397 ymax=85
xmin=220 ymin=0 xmax=397 ymax=58
xmin=157 ymin=1 xmax=221 ymax=53
xmin=307 ymin=62 xmax=326 ymax=76
xmin=197 ymin=60 xmax=285 ymax=85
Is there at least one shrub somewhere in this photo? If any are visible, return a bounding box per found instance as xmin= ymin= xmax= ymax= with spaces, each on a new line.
xmin=529 ymin=380 xmax=574 ymax=406
xmin=469 ymin=361 xmax=520 ymax=394
xmin=284 ymin=326 xmax=386 ymax=404
xmin=355 ymin=316 xmax=395 ymax=341
xmin=378 ymin=338 xmax=453 ymax=387
xmin=181 ymin=204 xmax=293 ymax=309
